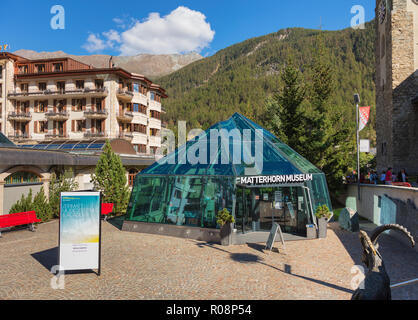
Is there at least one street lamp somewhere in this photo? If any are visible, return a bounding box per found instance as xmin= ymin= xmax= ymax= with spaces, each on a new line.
xmin=354 ymin=93 xmax=361 ymax=200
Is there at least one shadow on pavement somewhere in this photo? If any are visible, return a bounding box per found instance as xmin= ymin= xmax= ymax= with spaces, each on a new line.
xmin=193 ymin=240 xmax=354 ymax=294
xmin=31 ymin=247 xmax=58 ymax=272
xmin=106 ymin=215 xmax=125 ymax=230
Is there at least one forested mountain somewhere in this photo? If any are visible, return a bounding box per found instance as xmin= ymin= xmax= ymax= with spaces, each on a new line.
xmin=157 ymin=21 xmax=376 ymax=143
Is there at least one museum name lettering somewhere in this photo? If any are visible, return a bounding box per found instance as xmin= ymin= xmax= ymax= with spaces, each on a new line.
xmin=237 ymin=174 xmax=313 ymax=185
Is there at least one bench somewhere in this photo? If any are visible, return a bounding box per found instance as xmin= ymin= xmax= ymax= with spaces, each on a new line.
xmin=0 ymin=211 xmax=41 ymax=237
xmin=392 ymin=182 xmax=412 ymax=188
xmin=101 ymin=203 xmax=114 ymax=221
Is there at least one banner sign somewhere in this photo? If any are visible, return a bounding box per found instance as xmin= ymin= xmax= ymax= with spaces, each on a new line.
xmin=274 ymin=191 xmax=283 ymax=210
xmin=237 ymin=174 xmax=313 ymax=186
xmin=360 ymin=139 xmax=370 ymax=153
xmin=359 ymin=106 xmax=371 ymax=132
xmin=59 ymin=192 xmax=101 ymax=273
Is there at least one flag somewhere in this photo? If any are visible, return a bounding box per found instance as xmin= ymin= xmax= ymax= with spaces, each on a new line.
xmin=359 ymin=106 xmax=371 ymax=132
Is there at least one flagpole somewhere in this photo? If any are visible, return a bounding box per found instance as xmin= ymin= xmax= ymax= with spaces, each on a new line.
xmin=354 ymin=94 xmax=361 ymax=201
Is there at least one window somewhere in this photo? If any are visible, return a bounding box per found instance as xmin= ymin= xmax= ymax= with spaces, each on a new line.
xmin=35 ymin=64 xmax=45 ymax=73
xmin=34 ymin=121 xmax=48 ymax=133
xmin=5 ymin=171 xmax=41 ymax=185
xmin=133 ymin=103 xmax=146 ymax=114
xmin=57 ymin=81 xmax=65 ymax=92
xmin=135 ymin=144 xmax=147 ymax=154
xmin=35 ymin=100 xmax=48 ymax=113
xmin=72 ymin=98 xmax=85 ymax=111
xmin=39 ymin=82 xmax=47 ymax=91
xmin=150 ymin=110 xmax=161 ymax=120
xmin=150 ymin=92 xmax=155 ymax=101
xmin=20 ymin=83 xmax=28 ymax=93
xmin=72 ymin=120 xmax=86 ymax=132
xmin=0 ymin=65 xmax=2 ymax=79
xmin=18 ymin=65 xmax=28 ymax=74
xmin=150 ymin=128 xmax=159 ymax=136
xmin=128 ymin=169 xmax=139 ymax=187
xmin=133 ymin=123 xmax=147 ymax=134
xmin=76 ymin=80 xmax=85 ymax=89
xmin=95 ymin=79 xmax=104 ymax=89
xmin=133 ymin=83 xmax=139 ymax=92
xmin=53 ymin=63 xmax=63 ymax=72
xmin=0 ymin=84 xmax=2 ymax=98
xmin=150 ymin=146 xmax=158 ymax=155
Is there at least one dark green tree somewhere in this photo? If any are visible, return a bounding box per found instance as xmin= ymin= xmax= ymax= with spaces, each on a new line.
xmin=9 ymin=189 xmax=34 ymax=214
xmin=265 ymin=59 xmax=306 ymax=150
xmin=49 ymin=168 xmax=79 ymax=218
xmin=33 ymin=187 xmax=53 ymax=222
xmin=91 ymin=140 xmax=129 ymax=215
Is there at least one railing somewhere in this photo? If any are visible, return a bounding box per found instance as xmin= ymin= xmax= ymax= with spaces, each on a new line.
xmin=84 ymin=110 xmax=108 ymax=118
xmin=45 ymin=133 xmax=69 ymax=139
xmin=8 ymin=87 xmax=108 ymax=97
xmin=84 ymin=132 xmax=106 ymax=138
xmin=8 ymin=112 xmax=32 ymax=120
xmin=117 ymin=89 xmax=134 ymax=96
xmin=9 ymin=133 xmax=30 ymax=139
xmin=119 ymin=132 xmax=134 ymax=139
xmin=45 ymin=111 xmax=69 ymax=119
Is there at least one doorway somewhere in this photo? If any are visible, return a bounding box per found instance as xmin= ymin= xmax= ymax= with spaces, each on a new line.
xmin=235 ymin=185 xmax=312 ymax=237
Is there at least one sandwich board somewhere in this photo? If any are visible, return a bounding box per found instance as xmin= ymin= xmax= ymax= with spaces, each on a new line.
xmin=265 ymin=222 xmax=285 ymax=252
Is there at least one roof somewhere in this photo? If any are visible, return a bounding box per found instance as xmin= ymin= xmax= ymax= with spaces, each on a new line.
xmin=0 ymin=133 xmax=16 ymax=147
xmin=141 ymin=113 xmax=322 ymax=177
xmin=0 ymin=146 xmax=155 ymax=167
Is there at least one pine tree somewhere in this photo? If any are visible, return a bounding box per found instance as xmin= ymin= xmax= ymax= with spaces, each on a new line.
xmin=9 ymin=189 xmax=34 ymax=214
xmin=49 ymin=168 xmax=79 ymax=218
xmin=266 ymin=59 xmax=306 ymax=149
xmin=33 ymin=187 xmax=53 ymax=222
xmin=91 ymin=140 xmax=129 ymax=215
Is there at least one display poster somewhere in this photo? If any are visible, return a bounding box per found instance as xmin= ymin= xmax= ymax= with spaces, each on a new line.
xmin=59 ymin=192 xmax=101 ymax=272
xmin=274 ymin=191 xmax=283 ymax=209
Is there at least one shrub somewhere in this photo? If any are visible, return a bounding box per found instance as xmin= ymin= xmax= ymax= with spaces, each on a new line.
xmin=9 ymin=189 xmax=34 ymax=214
xmin=216 ymin=208 xmax=235 ymax=227
xmin=33 ymin=187 xmax=53 ymax=222
xmin=49 ymin=168 xmax=79 ymax=218
xmin=315 ymin=204 xmax=332 ymax=220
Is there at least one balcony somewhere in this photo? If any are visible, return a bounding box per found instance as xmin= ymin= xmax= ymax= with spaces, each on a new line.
xmin=9 ymin=133 xmax=30 ymax=141
xmin=117 ymin=89 xmax=134 ymax=101
xmin=45 ymin=133 xmax=69 ymax=139
xmin=84 ymin=109 xmax=108 ymax=119
xmin=119 ymin=132 xmax=134 ymax=141
xmin=117 ymin=111 xmax=134 ymax=123
xmin=84 ymin=131 xmax=106 ymax=139
xmin=45 ymin=111 xmax=69 ymax=121
xmin=8 ymin=112 xmax=32 ymax=122
xmin=8 ymin=87 xmax=108 ymax=100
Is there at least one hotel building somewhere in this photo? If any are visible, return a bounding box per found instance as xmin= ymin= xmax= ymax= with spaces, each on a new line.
xmin=0 ymin=52 xmax=167 ymax=156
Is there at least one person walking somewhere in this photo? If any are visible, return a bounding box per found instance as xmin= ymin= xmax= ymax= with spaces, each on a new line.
xmin=380 ymin=171 xmax=386 ymax=184
xmin=385 ymin=167 xmax=393 ymax=185
xmin=397 ymin=169 xmax=409 ymax=183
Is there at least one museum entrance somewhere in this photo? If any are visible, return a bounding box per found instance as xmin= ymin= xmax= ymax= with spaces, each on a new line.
xmin=235 ymin=185 xmax=313 ymax=237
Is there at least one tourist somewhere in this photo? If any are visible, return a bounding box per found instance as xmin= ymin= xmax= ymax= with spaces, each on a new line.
xmin=397 ymin=169 xmax=409 ymax=183
xmin=380 ymin=171 xmax=386 ymax=184
xmin=385 ymin=167 xmax=393 ymax=185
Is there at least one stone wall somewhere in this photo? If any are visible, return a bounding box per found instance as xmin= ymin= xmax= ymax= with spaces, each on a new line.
xmin=376 ymin=0 xmax=418 ymax=176
xmin=343 ymin=184 xmax=418 ymax=250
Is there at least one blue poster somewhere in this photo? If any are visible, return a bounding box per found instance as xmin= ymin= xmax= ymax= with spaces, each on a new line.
xmin=59 ymin=192 xmax=101 ymax=271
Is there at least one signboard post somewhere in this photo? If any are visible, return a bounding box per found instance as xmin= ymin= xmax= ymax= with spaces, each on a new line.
xmin=58 ymin=191 xmax=102 ymax=275
xmin=265 ymin=223 xmax=285 ymax=252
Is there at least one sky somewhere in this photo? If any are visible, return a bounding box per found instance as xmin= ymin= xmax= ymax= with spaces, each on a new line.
xmin=0 ymin=0 xmax=376 ymax=57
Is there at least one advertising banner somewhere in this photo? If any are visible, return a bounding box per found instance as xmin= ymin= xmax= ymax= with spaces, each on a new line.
xmin=59 ymin=192 xmax=101 ymax=272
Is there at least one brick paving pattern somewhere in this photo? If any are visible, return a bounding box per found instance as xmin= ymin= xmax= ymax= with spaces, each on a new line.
xmin=0 ymin=220 xmax=416 ymax=300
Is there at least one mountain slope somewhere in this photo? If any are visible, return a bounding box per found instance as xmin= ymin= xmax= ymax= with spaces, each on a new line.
xmin=13 ymin=49 xmax=203 ymax=78
xmin=157 ymin=22 xmax=376 ymax=139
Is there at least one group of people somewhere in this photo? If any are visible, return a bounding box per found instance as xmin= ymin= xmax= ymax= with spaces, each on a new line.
xmin=346 ymin=168 xmax=409 ymax=185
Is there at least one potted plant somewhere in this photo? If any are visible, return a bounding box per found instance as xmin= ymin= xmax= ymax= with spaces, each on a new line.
xmin=315 ymin=205 xmax=332 ymax=238
xmin=216 ymin=208 xmax=235 ymax=246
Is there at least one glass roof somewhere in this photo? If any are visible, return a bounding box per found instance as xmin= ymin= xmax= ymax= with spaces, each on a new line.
xmin=142 ymin=113 xmax=322 ymax=177
xmin=0 ymin=133 xmax=16 ymax=147
xmin=18 ymin=140 xmax=106 ymax=152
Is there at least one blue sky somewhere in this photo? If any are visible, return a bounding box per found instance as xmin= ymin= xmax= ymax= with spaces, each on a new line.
xmin=1 ymin=0 xmax=376 ymax=57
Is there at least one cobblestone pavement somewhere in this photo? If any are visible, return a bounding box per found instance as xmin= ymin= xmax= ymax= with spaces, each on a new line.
xmin=0 ymin=220 xmax=416 ymax=300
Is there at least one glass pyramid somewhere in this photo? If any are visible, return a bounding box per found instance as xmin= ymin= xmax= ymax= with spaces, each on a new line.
xmin=126 ymin=113 xmax=332 ymax=229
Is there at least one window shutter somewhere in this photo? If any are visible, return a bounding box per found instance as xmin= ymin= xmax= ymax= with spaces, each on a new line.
xmin=72 ymin=99 xmax=76 ymax=111
xmin=101 ymin=120 xmax=105 ymax=133
xmin=63 ymin=121 xmax=67 ymax=137
xmin=53 ymin=100 xmax=57 ymax=112
xmin=91 ymin=98 xmax=95 ymax=111
xmin=34 ymin=101 xmax=38 ymax=113
xmin=101 ymin=98 xmax=105 ymax=110
xmin=34 ymin=121 xmax=38 ymax=134
xmin=82 ymin=120 xmax=86 ymax=132
xmin=72 ymin=120 xmax=75 ymax=132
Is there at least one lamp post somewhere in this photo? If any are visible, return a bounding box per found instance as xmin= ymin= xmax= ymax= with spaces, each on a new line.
xmin=354 ymin=93 xmax=361 ymax=201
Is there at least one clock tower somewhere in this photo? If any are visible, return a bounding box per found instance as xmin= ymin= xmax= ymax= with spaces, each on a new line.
xmin=375 ymin=0 xmax=418 ymax=176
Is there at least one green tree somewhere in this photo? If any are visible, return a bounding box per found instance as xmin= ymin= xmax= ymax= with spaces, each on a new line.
xmin=33 ymin=187 xmax=53 ymax=222
xmin=91 ymin=140 xmax=129 ymax=215
xmin=49 ymin=168 xmax=79 ymax=218
xmin=9 ymin=189 xmax=34 ymax=214
xmin=265 ymin=59 xmax=306 ymax=149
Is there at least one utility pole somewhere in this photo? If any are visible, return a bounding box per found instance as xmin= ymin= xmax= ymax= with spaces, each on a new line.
xmin=354 ymin=93 xmax=361 ymax=201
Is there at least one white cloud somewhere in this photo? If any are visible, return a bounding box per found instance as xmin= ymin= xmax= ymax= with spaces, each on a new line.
xmin=82 ymin=34 xmax=106 ymax=53
xmin=82 ymin=6 xmax=215 ymax=55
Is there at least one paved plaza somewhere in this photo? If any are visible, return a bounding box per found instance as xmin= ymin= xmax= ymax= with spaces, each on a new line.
xmin=0 ymin=219 xmax=416 ymax=300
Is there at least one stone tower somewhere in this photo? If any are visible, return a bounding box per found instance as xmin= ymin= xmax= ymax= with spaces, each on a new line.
xmin=375 ymin=0 xmax=418 ymax=176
